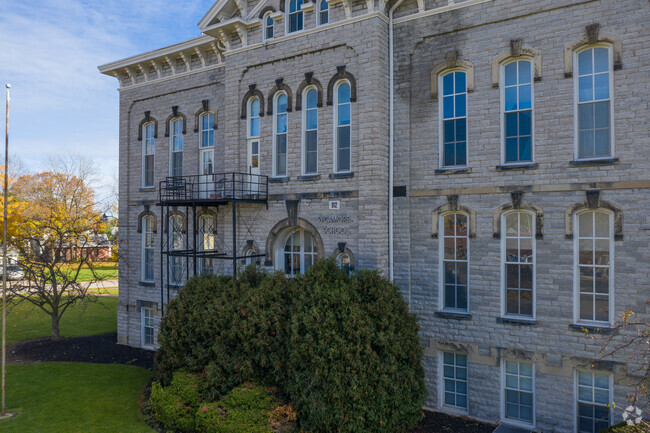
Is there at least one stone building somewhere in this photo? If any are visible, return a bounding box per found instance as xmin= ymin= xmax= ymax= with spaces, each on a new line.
xmin=99 ymin=0 xmax=649 ymax=431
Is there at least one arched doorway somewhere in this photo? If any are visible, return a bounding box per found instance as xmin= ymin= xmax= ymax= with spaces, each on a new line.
xmin=265 ymin=218 xmax=324 ymax=274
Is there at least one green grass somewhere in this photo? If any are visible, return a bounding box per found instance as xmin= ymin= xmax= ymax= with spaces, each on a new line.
xmin=63 ymin=261 xmax=119 ymax=282
xmin=86 ymin=287 xmax=119 ymax=296
xmin=6 ymin=297 xmax=117 ymax=345
xmin=2 ymin=363 xmax=154 ymax=433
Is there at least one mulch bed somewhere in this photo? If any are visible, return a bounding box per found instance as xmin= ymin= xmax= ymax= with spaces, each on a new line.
xmin=411 ymin=410 xmax=496 ymax=433
xmin=7 ymin=332 xmax=154 ymax=370
xmin=7 ymin=332 xmax=496 ymax=432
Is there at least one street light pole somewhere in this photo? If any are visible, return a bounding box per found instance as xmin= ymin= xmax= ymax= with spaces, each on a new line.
xmin=1 ymin=83 xmax=10 ymax=418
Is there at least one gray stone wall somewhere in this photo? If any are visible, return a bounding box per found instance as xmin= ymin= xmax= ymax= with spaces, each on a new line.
xmin=392 ymin=0 xmax=650 ymax=430
xmin=111 ymin=0 xmax=649 ymax=431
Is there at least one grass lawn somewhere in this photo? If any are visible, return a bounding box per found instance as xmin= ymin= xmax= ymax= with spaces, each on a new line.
xmin=64 ymin=261 xmax=119 ymax=282
xmin=7 ymin=297 xmax=117 ymax=345
xmin=2 ymin=362 xmax=153 ymax=433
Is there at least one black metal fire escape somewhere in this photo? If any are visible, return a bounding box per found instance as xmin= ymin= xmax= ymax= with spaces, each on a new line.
xmin=157 ymin=172 xmax=268 ymax=313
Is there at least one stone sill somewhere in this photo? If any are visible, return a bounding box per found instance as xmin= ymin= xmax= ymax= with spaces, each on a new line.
xmin=435 ymin=167 xmax=472 ymax=175
xmin=138 ymin=281 xmax=155 ymax=287
xmin=568 ymin=323 xmax=614 ymax=334
xmin=496 ymin=163 xmax=538 ymax=171
xmin=139 ymin=187 xmax=156 ymax=192
xmin=434 ymin=311 xmax=472 ymax=321
xmin=569 ymin=158 xmax=619 ymax=167
xmin=298 ymin=174 xmax=321 ymax=181
xmin=269 ymin=176 xmax=290 ymax=183
xmin=497 ymin=317 xmax=537 ymax=326
xmin=329 ymin=172 xmax=354 ymax=179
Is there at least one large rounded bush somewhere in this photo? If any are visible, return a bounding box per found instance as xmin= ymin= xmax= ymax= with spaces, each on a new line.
xmin=287 ymin=259 xmax=426 ymax=433
xmin=153 ymin=259 xmax=425 ymax=433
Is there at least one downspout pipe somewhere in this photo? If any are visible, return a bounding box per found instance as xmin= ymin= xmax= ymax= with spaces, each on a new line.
xmin=388 ymin=0 xmax=405 ymax=282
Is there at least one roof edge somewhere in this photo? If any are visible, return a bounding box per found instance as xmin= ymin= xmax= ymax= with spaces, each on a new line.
xmin=98 ymin=35 xmax=215 ymax=74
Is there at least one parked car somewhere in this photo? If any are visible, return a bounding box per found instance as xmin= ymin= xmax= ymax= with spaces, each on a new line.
xmin=0 ymin=265 xmax=24 ymax=280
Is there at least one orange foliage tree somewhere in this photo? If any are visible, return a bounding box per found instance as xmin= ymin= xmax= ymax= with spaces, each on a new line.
xmin=8 ymin=156 xmax=107 ymax=340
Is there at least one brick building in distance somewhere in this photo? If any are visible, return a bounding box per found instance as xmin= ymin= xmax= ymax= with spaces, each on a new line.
xmin=99 ymin=0 xmax=650 ymax=431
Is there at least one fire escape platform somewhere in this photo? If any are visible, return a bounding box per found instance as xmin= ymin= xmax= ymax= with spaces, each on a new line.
xmin=157 ymin=173 xmax=268 ymax=206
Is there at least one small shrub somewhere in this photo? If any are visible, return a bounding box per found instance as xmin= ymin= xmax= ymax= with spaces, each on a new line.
xmin=269 ymin=404 xmax=298 ymax=433
xmin=149 ymin=380 xmax=196 ymax=432
xmin=195 ymin=403 xmax=225 ymax=433
xmin=601 ymin=421 xmax=650 ymax=433
xmin=195 ymin=383 xmax=279 ymax=433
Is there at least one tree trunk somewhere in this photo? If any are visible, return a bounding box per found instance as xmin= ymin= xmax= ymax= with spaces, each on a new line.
xmin=51 ymin=313 xmax=60 ymax=340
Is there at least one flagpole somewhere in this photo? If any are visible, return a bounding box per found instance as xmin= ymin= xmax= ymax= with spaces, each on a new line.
xmin=1 ymin=83 xmax=10 ymax=419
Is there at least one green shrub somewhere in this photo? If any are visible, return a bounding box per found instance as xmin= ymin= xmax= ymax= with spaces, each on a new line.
xmin=149 ymin=372 xmax=201 ymax=432
xmin=287 ymin=260 xmax=426 ymax=433
xmin=601 ymin=421 xmax=650 ymax=433
xmin=194 ymin=383 xmax=279 ymax=433
xmin=153 ymin=259 xmax=426 ymax=433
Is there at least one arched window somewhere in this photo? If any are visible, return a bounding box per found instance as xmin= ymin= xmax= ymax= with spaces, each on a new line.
xmin=198 ymin=113 xmax=214 ymax=198
xmin=317 ymin=0 xmax=328 ymax=25
xmin=199 ymin=112 xmax=214 ymax=148
xmin=302 ymin=88 xmax=318 ymax=175
xmin=502 ymin=211 xmax=535 ymax=319
xmin=141 ymin=215 xmax=154 ymax=282
xmin=273 ymin=93 xmax=288 ymax=177
xmin=337 ymin=252 xmax=351 ymax=275
xmin=439 ymin=212 xmax=469 ymax=312
xmin=247 ymin=97 xmax=261 ymax=193
xmin=283 ymin=229 xmax=316 ymax=275
xmin=334 ymin=81 xmax=351 ymax=173
xmin=287 ymin=0 xmax=303 ymax=33
xmin=170 ymin=118 xmax=184 ymax=177
xmin=245 ymin=249 xmax=257 ymax=267
xmin=502 ymin=60 xmax=533 ymax=165
xmin=198 ymin=215 xmax=215 ymax=275
xmin=263 ymin=13 xmax=274 ymax=40
xmin=142 ymin=122 xmax=155 ymax=188
xmin=439 ymin=70 xmax=467 ymax=168
xmin=574 ymin=210 xmax=613 ymax=324
xmin=575 ymin=46 xmax=612 ymax=160
xmin=168 ymin=214 xmax=184 ymax=286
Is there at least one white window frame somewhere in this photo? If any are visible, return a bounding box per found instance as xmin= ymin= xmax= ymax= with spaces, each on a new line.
xmin=168 ymin=214 xmax=185 ymax=286
xmin=302 ymin=86 xmax=318 ymax=175
xmin=142 ymin=122 xmax=155 ymax=188
xmin=169 ymin=117 xmax=184 ymax=177
xmin=573 ymin=44 xmax=615 ymax=161
xmin=501 ymin=359 xmax=535 ymax=429
xmin=438 ymin=69 xmax=468 ymax=169
xmin=286 ymin=0 xmax=304 ymax=34
xmin=333 ymin=80 xmax=352 ymax=174
xmin=141 ymin=215 xmax=154 ymax=283
xmin=500 ymin=58 xmax=535 ymax=166
xmin=198 ymin=215 xmax=215 ymax=275
xmin=573 ymin=209 xmax=615 ymax=326
xmin=272 ymin=92 xmax=288 ymax=178
xmin=438 ymin=212 xmax=470 ymax=313
xmin=438 ymin=351 xmax=469 ymax=414
xmin=247 ymin=96 xmax=261 ymax=140
xmin=500 ymin=210 xmax=536 ymax=320
xmin=317 ymin=0 xmax=329 ymax=26
xmin=276 ymin=229 xmax=317 ymax=276
xmin=199 ymin=112 xmax=215 ymax=149
xmin=141 ymin=306 xmax=155 ymax=348
xmin=262 ymin=12 xmax=274 ymax=41
xmin=574 ymin=370 xmax=613 ymax=433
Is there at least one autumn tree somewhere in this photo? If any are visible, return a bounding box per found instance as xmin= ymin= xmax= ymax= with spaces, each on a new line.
xmin=8 ymin=155 xmax=107 ymax=340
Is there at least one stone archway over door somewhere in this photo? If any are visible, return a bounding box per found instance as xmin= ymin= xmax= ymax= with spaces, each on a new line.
xmin=265 ymin=218 xmax=325 ymax=273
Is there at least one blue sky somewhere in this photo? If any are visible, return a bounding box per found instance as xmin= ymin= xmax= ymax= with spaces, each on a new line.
xmin=0 ymin=0 xmax=215 ymax=196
